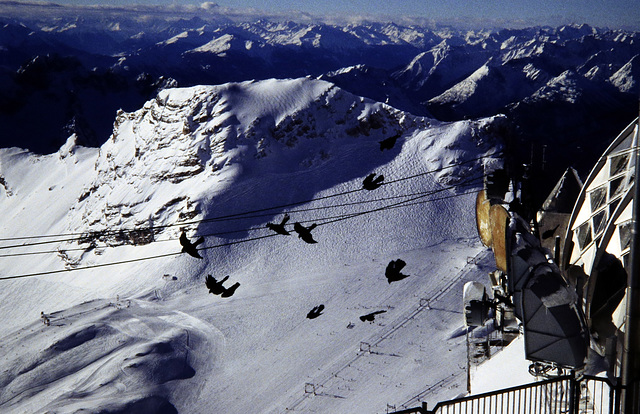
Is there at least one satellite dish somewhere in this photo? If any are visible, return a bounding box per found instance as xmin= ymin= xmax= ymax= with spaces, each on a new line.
xmin=476 ymin=190 xmax=493 ymax=247
xmin=490 ymin=204 xmax=509 ymax=272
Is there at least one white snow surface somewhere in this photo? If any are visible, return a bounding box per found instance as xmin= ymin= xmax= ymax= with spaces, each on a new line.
xmin=0 ymin=77 xmax=515 ymax=413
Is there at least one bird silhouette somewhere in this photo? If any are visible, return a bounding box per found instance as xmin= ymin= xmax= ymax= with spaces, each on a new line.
xmin=205 ymin=275 xmax=229 ymax=295
xmin=359 ymin=310 xmax=387 ymax=322
xmin=363 ymin=173 xmax=384 ymax=191
xmin=266 ymin=213 xmax=291 ymax=235
xmin=379 ymin=135 xmax=399 ymax=151
xmin=307 ymin=304 xmax=325 ymax=319
xmin=385 ymin=259 xmax=410 ymax=283
xmin=294 ymin=222 xmax=318 ymax=244
xmin=221 ymin=282 xmax=240 ymax=298
xmin=180 ymin=231 xmax=204 ymax=259
xmin=541 ymin=224 xmax=561 ymax=239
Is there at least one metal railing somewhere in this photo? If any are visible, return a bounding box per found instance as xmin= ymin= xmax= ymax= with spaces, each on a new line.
xmin=390 ymin=374 xmax=623 ymax=414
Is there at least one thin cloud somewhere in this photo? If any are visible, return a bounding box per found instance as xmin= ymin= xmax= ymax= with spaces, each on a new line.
xmin=0 ymin=0 xmax=636 ymax=30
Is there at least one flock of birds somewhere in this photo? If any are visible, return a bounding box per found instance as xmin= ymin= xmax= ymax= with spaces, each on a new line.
xmin=177 ymin=138 xmax=410 ymax=325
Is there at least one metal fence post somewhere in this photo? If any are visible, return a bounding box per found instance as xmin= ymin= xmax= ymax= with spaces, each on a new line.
xmin=568 ymin=372 xmax=579 ymax=414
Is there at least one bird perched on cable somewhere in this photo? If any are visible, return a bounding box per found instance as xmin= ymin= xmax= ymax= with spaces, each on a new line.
xmin=385 ymin=259 xmax=410 ymax=283
xmin=363 ymin=173 xmax=384 ymax=191
xmin=267 ymin=213 xmax=291 ymax=235
xmin=294 ymin=222 xmax=318 ymax=244
xmin=307 ymin=304 xmax=325 ymax=319
xmin=205 ymin=275 xmax=229 ymax=295
xmin=221 ymin=282 xmax=240 ymax=298
xmin=379 ymin=135 xmax=399 ymax=151
xmin=180 ymin=231 xmax=204 ymax=259
xmin=359 ymin=310 xmax=386 ymax=323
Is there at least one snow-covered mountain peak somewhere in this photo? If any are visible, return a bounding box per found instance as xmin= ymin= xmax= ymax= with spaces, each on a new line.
xmin=557 ymin=23 xmax=597 ymax=39
xmin=529 ymin=70 xmax=583 ymax=103
xmin=609 ymin=54 xmax=639 ymax=92
xmin=65 ymin=78 xmax=426 ymax=247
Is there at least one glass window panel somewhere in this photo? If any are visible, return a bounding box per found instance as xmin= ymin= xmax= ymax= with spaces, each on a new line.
xmin=619 ymin=220 xmax=633 ymax=251
xmin=610 ymin=177 xmax=624 ymax=197
xmin=589 ymin=185 xmax=607 ymax=212
xmin=593 ymin=209 xmax=608 ymax=236
xmin=609 ymin=198 xmax=621 ymax=216
xmin=610 ymin=153 xmax=629 ymax=176
xmin=577 ymin=221 xmax=593 ymax=250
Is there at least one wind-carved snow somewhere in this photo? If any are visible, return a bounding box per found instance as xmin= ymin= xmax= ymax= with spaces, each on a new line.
xmin=0 ymin=77 xmax=506 ymax=414
xmin=0 ymin=298 xmax=223 ymax=414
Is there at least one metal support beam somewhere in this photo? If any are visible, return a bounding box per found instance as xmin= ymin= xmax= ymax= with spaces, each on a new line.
xmin=620 ymin=117 xmax=640 ymax=414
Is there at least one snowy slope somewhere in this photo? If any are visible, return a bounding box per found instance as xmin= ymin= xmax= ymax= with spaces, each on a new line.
xmin=0 ymin=78 xmax=505 ymax=413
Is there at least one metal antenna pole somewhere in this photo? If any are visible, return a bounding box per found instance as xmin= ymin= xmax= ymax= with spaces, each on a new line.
xmin=620 ymin=114 xmax=640 ymax=414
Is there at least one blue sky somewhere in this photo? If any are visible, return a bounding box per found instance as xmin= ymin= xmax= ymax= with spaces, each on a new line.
xmin=7 ymin=0 xmax=640 ymax=28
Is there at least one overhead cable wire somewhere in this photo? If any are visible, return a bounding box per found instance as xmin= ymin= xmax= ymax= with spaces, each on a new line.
xmin=315 ymin=175 xmax=484 ymax=228
xmin=0 ymin=176 xmax=483 ymax=273
xmin=0 ymin=234 xmax=280 ymax=281
xmin=190 ymin=151 xmax=500 ymax=224
xmin=0 ymin=182 xmax=483 ymax=259
xmin=0 ymin=151 xmax=501 ymax=245
xmin=0 ymin=172 xmax=485 ymax=257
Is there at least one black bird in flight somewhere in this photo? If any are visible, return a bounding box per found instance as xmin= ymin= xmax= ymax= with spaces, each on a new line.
xmin=307 ymin=304 xmax=325 ymax=319
xmin=541 ymin=224 xmax=561 ymax=239
xmin=359 ymin=310 xmax=387 ymax=323
xmin=180 ymin=231 xmax=204 ymax=259
xmin=221 ymin=282 xmax=240 ymax=298
xmin=379 ymin=135 xmax=399 ymax=151
xmin=267 ymin=213 xmax=291 ymax=235
xmin=385 ymin=259 xmax=410 ymax=283
xmin=205 ymin=275 xmax=229 ymax=295
xmin=294 ymin=222 xmax=318 ymax=244
xmin=362 ymin=173 xmax=384 ymax=191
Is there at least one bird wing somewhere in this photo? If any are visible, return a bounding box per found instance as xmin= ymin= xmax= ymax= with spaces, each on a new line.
xmin=388 ymin=272 xmax=409 ymax=283
xmin=302 ymin=234 xmax=317 ymax=244
xmin=385 ymin=260 xmax=397 ymax=277
xmin=221 ymin=282 xmax=240 ymax=297
xmin=205 ymin=275 xmax=215 ymax=289
xmin=193 ymin=236 xmax=204 ymax=247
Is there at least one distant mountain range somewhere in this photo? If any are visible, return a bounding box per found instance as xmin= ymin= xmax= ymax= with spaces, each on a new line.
xmin=0 ymin=12 xmax=638 ymax=198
